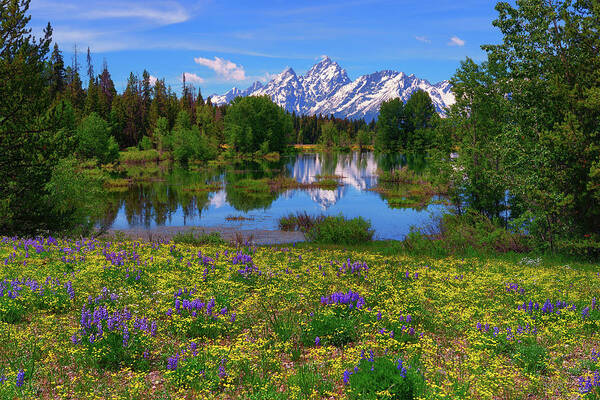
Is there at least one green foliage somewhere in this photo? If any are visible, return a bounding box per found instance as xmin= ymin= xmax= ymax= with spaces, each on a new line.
xmin=306 ymin=215 xmax=374 ymax=245
xmin=287 ymin=364 xmax=333 ymax=399
xmin=119 ymin=148 xmax=161 ymax=164
xmin=555 ymin=236 xmax=600 ymax=262
xmin=514 ymin=342 xmax=547 ymax=375
xmin=376 ymin=91 xmax=437 ymax=152
xmin=0 ymin=1 xmax=76 ymax=235
xmin=436 ymin=1 xmax=600 ymax=250
xmin=346 ymin=357 xmax=426 ymax=400
xmin=153 ymin=116 xmax=170 ymax=151
xmin=320 ymin=121 xmax=339 ymax=148
xmin=301 ymin=307 xmax=361 ymax=347
xmin=138 ymin=135 xmax=153 ymax=151
xmin=401 ymin=211 xmax=530 ymax=256
xmin=172 ymin=231 xmax=226 ymax=246
xmin=376 ymin=98 xmax=405 ymax=151
xmin=166 ymin=351 xmax=222 ymax=391
xmin=224 ymin=96 xmax=292 ymax=154
xmin=357 ymin=129 xmax=372 ymax=149
xmin=171 ymin=111 xmax=216 ymax=164
xmin=404 ymin=90 xmax=437 ymax=151
xmin=44 ymin=157 xmax=106 ymax=235
xmin=76 ymin=112 xmax=119 ymax=164
xmin=278 ymin=212 xmax=325 ymax=232
xmin=79 ymin=326 xmax=151 ymax=371
xmin=0 ymin=295 xmax=26 ymax=324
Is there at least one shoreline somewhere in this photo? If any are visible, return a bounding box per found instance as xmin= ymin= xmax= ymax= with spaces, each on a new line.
xmin=102 ymin=225 xmax=306 ymax=245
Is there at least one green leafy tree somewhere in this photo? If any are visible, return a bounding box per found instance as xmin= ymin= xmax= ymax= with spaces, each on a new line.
xmin=439 ymin=0 xmax=600 ymax=249
xmin=439 ymin=57 xmax=510 ymax=220
xmin=375 ymin=98 xmax=406 ymax=151
xmin=320 ymin=121 xmax=339 ymax=148
xmin=171 ymin=111 xmax=216 ymax=164
xmin=404 ymin=89 xmax=437 ymax=150
xmin=76 ymin=112 xmax=119 ymax=164
xmin=44 ymin=157 xmax=105 ymax=235
xmin=357 ymin=129 xmax=371 ymax=150
xmin=224 ymin=95 xmax=292 ymax=154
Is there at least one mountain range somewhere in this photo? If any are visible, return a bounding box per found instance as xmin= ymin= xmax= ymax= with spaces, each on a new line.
xmin=209 ymin=56 xmax=455 ymax=122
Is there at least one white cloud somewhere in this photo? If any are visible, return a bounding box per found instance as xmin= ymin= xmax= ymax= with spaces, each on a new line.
xmin=182 ymin=73 xmax=205 ymax=84
xmin=193 ymin=56 xmax=246 ymax=81
xmin=31 ymin=0 xmax=190 ymax=26
xmin=415 ymin=36 xmax=431 ymax=43
xmin=259 ymin=72 xmax=278 ymax=82
xmin=448 ymin=36 xmax=466 ymax=47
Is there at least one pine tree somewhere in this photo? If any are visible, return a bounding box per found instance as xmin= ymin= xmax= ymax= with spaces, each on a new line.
xmin=86 ymin=47 xmax=94 ymax=82
xmin=97 ymin=60 xmax=116 ymax=119
xmin=66 ymin=44 xmax=85 ymax=110
xmin=84 ymin=78 xmax=99 ymax=116
xmin=141 ymin=70 xmax=152 ymax=137
xmin=49 ymin=43 xmax=65 ymax=99
xmin=0 ymin=1 xmax=75 ymax=234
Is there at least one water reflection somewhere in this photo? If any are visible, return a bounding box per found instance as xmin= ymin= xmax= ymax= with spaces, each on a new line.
xmin=101 ymin=151 xmax=444 ymax=240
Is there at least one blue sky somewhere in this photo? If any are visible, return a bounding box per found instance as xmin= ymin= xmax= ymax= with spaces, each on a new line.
xmin=29 ymin=0 xmax=504 ymax=95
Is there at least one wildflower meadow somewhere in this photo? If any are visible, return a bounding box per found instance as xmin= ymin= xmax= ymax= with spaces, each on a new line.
xmin=0 ymin=236 xmax=599 ymax=399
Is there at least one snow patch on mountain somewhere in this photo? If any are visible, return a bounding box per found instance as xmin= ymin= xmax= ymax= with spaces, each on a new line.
xmin=209 ymin=56 xmax=454 ymax=121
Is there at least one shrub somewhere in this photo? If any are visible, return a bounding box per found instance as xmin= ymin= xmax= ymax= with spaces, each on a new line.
xmin=555 ymin=237 xmax=600 ymax=261
xmin=345 ymin=356 xmax=426 ymax=400
xmin=44 ymin=157 xmax=106 ymax=236
xmin=306 ymin=215 xmax=374 ymax=245
xmin=120 ymin=148 xmax=161 ymax=164
xmin=278 ymin=212 xmax=325 ymax=232
xmin=402 ymin=211 xmax=530 ymax=256
xmin=139 ymin=136 xmax=153 ymax=151
xmin=514 ymin=342 xmax=548 ymax=375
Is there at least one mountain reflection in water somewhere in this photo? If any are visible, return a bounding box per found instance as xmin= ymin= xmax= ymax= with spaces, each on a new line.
xmin=101 ymin=152 xmax=446 ymax=240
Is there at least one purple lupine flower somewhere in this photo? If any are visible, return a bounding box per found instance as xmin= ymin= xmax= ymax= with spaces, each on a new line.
xmin=397 ymin=359 xmax=407 ymax=378
xmin=15 ymin=370 xmax=25 ymax=387
xmin=376 ymin=311 xmax=382 ymax=321
xmin=122 ymin=326 xmax=130 ymax=347
xmin=218 ymin=361 xmax=227 ymax=379
xmin=343 ymin=370 xmax=351 ymax=385
xmin=315 ymin=336 xmax=321 ymax=346
xmin=166 ymin=353 xmax=179 ymax=371
xmin=583 ymin=307 xmax=591 ymax=319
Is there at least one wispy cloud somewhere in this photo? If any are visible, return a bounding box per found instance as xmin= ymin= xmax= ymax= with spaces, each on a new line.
xmin=31 ymin=1 xmax=191 ymax=26
xmin=182 ymin=72 xmax=205 ymax=84
xmin=415 ymin=36 xmax=431 ymax=43
xmin=83 ymin=4 xmax=189 ymax=25
xmin=194 ymin=57 xmax=246 ymax=81
xmin=448 ymin=36 xmax=465 ymax=46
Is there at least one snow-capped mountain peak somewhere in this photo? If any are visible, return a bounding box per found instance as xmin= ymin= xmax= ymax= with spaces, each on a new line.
xmin=209 ymin=56 xmax=455 ymax=121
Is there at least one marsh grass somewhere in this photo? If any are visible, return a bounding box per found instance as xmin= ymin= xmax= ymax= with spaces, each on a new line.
xmin=172 ymin=231 xmax=226 ymax=246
